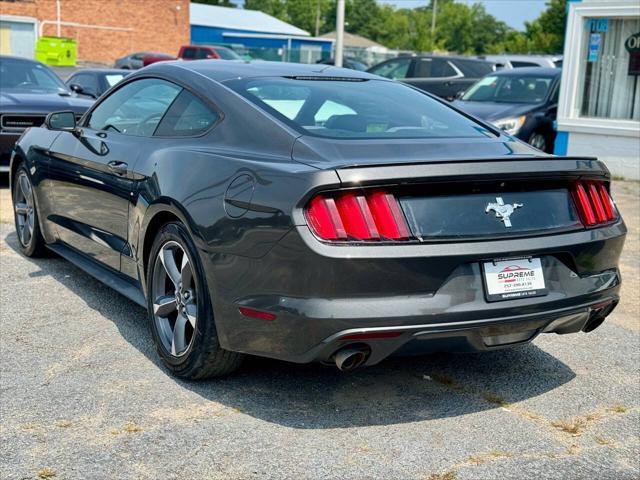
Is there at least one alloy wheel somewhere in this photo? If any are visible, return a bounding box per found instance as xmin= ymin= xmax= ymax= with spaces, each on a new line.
xmin=529 ymin=133 xmax=547 ymax=152
xmin=151 ymin=240 xmax=197 ymax=357
xmin=14 ymin=172 xmax=35 ymax=248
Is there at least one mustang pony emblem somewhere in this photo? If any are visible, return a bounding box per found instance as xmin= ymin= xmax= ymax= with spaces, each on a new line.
xmin=485 ymin=197 xmax=523 ymax=228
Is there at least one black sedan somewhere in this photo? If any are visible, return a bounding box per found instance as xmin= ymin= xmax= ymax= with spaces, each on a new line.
xmin=10 ymin=61 xmax=625 ymax=378
xmin=452 ymin=67 xmax=562 ymax=153
xmin=0 ymin=55 xmax=93 ymax=173
xmin=66 ymin=68 xmax=131 ymax=99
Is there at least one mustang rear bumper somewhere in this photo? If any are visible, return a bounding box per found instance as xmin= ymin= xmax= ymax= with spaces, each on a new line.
xmin=207 ymin=218 xmax=625 ymax=366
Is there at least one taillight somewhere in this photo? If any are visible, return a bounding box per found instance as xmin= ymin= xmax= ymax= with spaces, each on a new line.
xmin=571 ymin=181 xmax=617 ymax=227
xmin=305 ymin=190 xmax=411 ymax=242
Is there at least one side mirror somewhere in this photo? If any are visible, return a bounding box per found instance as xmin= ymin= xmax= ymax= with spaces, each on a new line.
xmin=45 ymin=111 xmax=77 ymax=131
xmin=455 ymin=90 xmax=465 ymax=100
xmin=69 ymin=83 xmax=96 ymax=98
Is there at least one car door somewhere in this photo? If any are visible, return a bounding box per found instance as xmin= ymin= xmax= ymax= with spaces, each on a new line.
xmin=403 ymin=58 xmax=463 ymax=99
xmin=46 ymin=77 xmax=182 ymax=271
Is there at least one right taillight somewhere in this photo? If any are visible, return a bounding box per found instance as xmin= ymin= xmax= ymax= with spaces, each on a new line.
xmin=571 ymin=181 xmax=618 ymax=227
xmin=305 ymin=190 xmax=411 ymax=242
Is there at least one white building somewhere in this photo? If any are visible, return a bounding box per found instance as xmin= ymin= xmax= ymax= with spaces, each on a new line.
xmin=556 ymin=0 xmax=640 ymax=180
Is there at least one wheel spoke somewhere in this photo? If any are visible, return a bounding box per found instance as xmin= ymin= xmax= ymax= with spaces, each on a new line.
xmin=153 ymin=295 xmax=177 ymax=317
xmin=14 ymin=202 xmax=29 ymax=216
xmin=19 ymin=175 xmax=33 ymax=206
xmin=180 ymin=254 xmax=192 ymax=288
xmin=171 ymin=314 xmax=188 ymax=356
xmin=20 ymin=222 xmax=31 ymax=246
xmin=184 ymin=300 xmax=197 ymax=328
xmin=159 ymin=245 xmax=181 ymax=287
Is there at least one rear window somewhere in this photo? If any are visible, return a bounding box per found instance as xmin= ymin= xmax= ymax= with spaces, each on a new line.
xmin=227 ymin=77 xmax=494 ymax=140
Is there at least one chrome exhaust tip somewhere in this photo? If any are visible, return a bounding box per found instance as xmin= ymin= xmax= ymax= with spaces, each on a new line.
xmin=333 ymin=347 xmax=369 ymax=371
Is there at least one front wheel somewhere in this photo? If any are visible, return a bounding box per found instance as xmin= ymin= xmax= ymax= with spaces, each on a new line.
xmin=147 ymin=222 xmax=243 ymax=379
xmin=12 ymin=165 xmax=47 ymax=257
xmin=528 ymin=132 xmax=548 ymax=153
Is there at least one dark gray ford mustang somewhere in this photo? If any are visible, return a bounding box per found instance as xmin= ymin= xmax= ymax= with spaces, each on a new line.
xmin=10 ymin=61 xmax=626 ymax=379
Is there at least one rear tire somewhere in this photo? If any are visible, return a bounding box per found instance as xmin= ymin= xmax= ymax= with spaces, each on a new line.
xmin=147 ymin=222 xmax=243 ymax=379
xmin=12 ymin=164 xmax=47 ymax=257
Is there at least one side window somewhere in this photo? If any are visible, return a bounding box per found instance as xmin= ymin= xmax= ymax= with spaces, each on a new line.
xmin=71 ymin=73 xmax=98 ymax=94
xmin=155 ymin=90 xmax=219 ymax=136
xmin=182 ymin=48 xmax=197 ymax=60
xmin=88 ymin=78 xmax=181 ymax=136
xmin=368 ymin=58 xmax=411 ymax=80
xmin=413 ymin=58 xmax=432 ymax=78
xmin=430 ymin=59 xmax=457 ymax=78
xmin=195 ymin=48 xmax=210 ymax=59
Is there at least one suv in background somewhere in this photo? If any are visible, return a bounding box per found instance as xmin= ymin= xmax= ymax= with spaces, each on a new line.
xmin=367 ymin=55 xmax=496 ymax=100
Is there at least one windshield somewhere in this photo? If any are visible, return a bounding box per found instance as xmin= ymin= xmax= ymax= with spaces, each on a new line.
xmin=462 ymin=75 xmax=554 ymax=103
xmin=227 ymin=77 xmax=494 ymax=139
xmin=0 ymin=58 xmax=67 ymax=93
xmin=215 ymin=48 xmax=241 ymax=60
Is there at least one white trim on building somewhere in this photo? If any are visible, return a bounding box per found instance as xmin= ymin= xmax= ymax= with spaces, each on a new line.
xmin=556 ymin=1 xmax=640 ymax=179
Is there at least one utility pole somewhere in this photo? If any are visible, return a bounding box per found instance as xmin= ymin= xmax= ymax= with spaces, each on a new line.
xmin=335 ymin=0 xmax=345 ymax=67
xmin=315 ymin=0 xmax=321 ymax=37
xmin=431 ymin=0 xmax=437 ymax=40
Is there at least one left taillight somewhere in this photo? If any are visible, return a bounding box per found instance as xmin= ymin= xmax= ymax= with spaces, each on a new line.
xmin=305 ymin=190 xmax=412 ymax=242
xmin=571 ymin=181 xmax=618 ymax=227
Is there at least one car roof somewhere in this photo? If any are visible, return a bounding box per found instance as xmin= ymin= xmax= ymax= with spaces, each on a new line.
xmin=69 ymin=68 xmax=131 ymax=75
xmin=0 ymin=55 xmax=41 ymax=64
xmin=407 ymin=54 xmax=493 ymax=64
xmin=490 ymin=67 xmax=561 ymax=77
xmin=148 ymin=59 xmax=379 ymax=82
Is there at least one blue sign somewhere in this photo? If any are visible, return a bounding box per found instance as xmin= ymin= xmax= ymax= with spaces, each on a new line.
xmin=586 ymin=18 xmax=609 ymax=32
xmin=588 ymin=33 xmax=601 ymax=62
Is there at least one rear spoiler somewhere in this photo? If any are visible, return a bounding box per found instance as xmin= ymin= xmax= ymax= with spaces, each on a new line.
xmin=335 ymin=157 xmax=609 ymax=187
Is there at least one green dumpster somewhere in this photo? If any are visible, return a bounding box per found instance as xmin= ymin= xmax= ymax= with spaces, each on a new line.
xmin=35 ymin=36 xmax=77 ymax=66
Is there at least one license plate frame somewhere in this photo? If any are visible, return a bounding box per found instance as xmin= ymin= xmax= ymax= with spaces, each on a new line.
xmin=482 ymin=256 xmax=548 ymax=302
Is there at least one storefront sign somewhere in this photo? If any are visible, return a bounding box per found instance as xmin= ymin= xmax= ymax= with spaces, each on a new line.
xmin=588 ymin=33 xmax=601 ymax=63
xmin=586 ymin=18 xmax=608 ymax=33
xmin=625 ymin=32 xmax=640 ymax=75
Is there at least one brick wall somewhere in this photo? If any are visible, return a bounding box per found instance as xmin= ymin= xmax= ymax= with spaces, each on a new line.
xmin=0 ymin=0 xmax=190 ymax=64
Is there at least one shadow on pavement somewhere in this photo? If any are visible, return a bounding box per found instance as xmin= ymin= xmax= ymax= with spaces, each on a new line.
xmin=5 ymin=230 xmax=576 ymax=429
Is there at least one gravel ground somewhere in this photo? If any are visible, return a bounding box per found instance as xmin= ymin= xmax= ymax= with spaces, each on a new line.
xmin=0 ymin=181 xmax=638 ymax=480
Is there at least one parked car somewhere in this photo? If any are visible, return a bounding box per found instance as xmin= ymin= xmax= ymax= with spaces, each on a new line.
xmin=114 ymin=52 xmax=168 ymax=70
xmin=66 ymin=68 xmax=132 ymax=99
xmin=452 ymin=67 xmax=561 ymax=153
xmin=143 ymin=45 xmax=242 ymax=66
xmin=317 ymin=57 xmax=368 ymax=71
xmin=367 ymin=55 xmax=496 ymax=100
xmin=479 ymin=55 xmax=563 ymax=69
xmin=10 ymin=61 xmax=625 ymax=379
xmin=0 ymin=55 xmax=93 ymax=173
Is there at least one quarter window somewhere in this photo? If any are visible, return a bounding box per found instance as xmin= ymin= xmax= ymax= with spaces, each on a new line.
xmin=87 ymin=78 xmax=181 ymax=136
xmin=155 ymin=90 xmax=219 ymax=136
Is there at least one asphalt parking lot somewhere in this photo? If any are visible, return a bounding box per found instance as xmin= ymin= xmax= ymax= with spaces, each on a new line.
xmin=0 ymin=180 xmax=638 ymax=480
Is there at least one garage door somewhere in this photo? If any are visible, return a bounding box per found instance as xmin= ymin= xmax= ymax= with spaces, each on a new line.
xmin=0 ymin=19 xmax=36 ymax=59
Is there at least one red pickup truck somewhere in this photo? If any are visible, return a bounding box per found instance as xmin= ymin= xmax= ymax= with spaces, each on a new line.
xmin=143 ymin=45 xmax=241 ymax=66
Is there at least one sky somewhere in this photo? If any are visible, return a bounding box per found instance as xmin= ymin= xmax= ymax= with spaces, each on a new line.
xmin=381 ymin=0 xmax=547 ymax=31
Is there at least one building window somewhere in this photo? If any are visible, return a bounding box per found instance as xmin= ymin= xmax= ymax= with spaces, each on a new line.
xmin=578 ymin=17 xmax=640 ymax=121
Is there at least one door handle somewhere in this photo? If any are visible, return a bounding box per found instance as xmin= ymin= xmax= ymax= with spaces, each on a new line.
xmin=107 ymin=161 xmax=128 ymax=175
